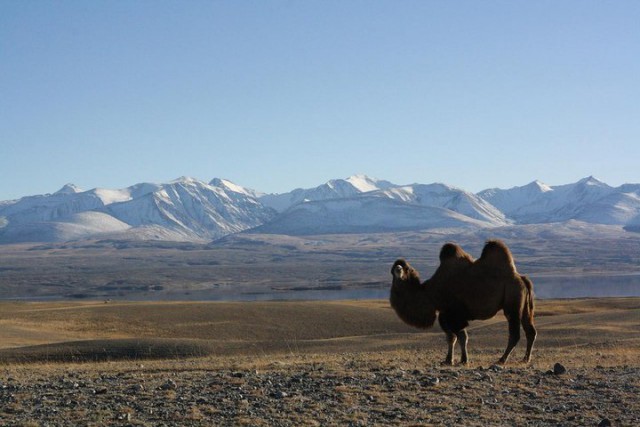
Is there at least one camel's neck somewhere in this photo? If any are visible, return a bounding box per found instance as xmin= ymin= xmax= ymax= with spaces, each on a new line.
xmin=390 ymin=278 xmax=437 ymax=329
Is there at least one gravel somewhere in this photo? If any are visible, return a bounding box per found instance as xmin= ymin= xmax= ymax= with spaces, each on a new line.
xmin=1 ymin=361 xmax=638 ymax=426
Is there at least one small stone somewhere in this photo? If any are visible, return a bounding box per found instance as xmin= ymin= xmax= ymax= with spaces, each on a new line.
xmin=273 ymin=391 xmax=288 ymax=399
xmin=553 ymin=363 xmax=567 ymax=375
xmin=425 ymin=377 xmax=440 ymax=386
xmin=117 ymin=412 xmax=132 ymax=421
xmin=160 ymin=379 xmax=178 ymax=390
xmin=127 ymin=384 xmax=145 ymax=394
xmin=598 ymin=419 xmax=612 ymax=427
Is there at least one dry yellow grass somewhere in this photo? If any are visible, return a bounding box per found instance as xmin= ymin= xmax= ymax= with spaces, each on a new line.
xmin=0 ymin=297 xmax=637 ymax=369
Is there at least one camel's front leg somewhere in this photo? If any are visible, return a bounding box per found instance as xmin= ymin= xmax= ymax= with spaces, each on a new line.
xmin=439 ymin=313 xmax=457 ymax=365
xmin=456 ymin=329 xmax=469 ymax=365
xmin=444 ymin=331 xmax=457 ymax=365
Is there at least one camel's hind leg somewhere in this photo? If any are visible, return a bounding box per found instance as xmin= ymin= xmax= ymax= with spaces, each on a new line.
xmin=521 ymin=309 xmax=537 ymax=363
xmin=521 ymin=276 xmax=537 ymax=363
xmin=498 ymin=311 xmax=521 ymax=364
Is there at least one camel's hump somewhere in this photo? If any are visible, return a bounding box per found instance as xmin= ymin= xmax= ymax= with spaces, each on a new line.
xmin=439 ymin=243 xmax=472 ymax=262
xmin=479 ymin=240 xmax=516 ymax=272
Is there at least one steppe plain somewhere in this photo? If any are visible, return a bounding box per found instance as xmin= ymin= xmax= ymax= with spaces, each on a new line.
xmin=0 ymin=298 xmax=638 ymax=426
xmin=0 ymin=227 xmax=639 ymax=425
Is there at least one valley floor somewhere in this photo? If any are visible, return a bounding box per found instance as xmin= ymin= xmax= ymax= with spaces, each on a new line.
xmin=0 ymin=298 xmax=638 ymax=426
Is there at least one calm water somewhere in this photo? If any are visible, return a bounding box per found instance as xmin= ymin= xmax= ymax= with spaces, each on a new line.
xmin=532 ymin=274 xmax=640 ymax=299
xmin=182 ymin=274 xmax=640 ymax=302
xmin=5 ymin=274 xmax=640 ymax=302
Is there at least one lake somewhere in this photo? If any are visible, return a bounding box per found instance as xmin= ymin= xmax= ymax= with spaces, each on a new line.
xmin=179 ymin=273 xmax=640 ymax=302
xmin=4 ymin=274 xmax=640 ymax=302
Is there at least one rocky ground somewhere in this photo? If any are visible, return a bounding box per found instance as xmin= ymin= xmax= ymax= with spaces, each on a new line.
xmin=0 ymin=298 xmax=637 ymax=425
xmin=1 ymin=353 xmax=637 ymax=426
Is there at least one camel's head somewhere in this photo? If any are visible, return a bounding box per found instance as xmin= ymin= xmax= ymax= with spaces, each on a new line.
xmin=391 ymin=259 xmax=419 ymax=284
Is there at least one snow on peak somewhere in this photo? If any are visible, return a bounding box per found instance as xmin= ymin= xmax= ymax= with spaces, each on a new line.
xmin=345 ymin=174 xmax=380 ymax=193
xmin=210 ymin=178 xmax=262 ymax=197
xmin=93 ymin=188 xmax=133 ymax=205
xmin=529 ymin=180 xmax=553 ymax=192
xmin=345 ymin=174 xmax=396 ymax=192
xmin=170 ymin=176 xmax=202 ymax=185
xmin=55 ymin=183 xmax=83 ymax=194
xmin=577 ymin=176 xmax=607 ymax=187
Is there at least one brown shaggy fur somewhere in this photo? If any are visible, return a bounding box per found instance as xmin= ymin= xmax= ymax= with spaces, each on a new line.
xmin=390 ymin=240 xmax=537 ymax=365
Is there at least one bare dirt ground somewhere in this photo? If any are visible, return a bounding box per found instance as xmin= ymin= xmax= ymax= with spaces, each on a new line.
xmin=0 ymin=298 xmax=638 ymax=426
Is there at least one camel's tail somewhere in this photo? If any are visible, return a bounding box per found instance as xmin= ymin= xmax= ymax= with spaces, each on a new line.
xmin=521 ymin=275 xmax=535 ymax=321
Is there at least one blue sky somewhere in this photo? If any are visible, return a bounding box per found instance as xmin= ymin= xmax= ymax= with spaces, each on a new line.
xmin=1 ymin=1 xmax=639 ymax=200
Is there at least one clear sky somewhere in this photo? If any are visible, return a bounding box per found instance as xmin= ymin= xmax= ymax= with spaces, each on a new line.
xmin=1 ymin=1 xmax=639 ymax=200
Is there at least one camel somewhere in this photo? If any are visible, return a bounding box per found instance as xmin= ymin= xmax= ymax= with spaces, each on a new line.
xmin=390 ymin=240 xmax=536 ymax=365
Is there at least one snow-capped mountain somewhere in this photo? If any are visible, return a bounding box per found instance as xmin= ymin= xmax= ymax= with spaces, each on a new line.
xmin=0 ymin=177 xmax=276 ymax=243
xmin=573 ymin=191 xmax=640 ymax=225
xmin=478 ymin=176 xmax=638 ymax=225
xmin=55 ymin=183 xmax=84 ymax=195
xmin=257 ymin=176 xmax=509 ymax=235
xmin=0 ymin=186 xmax=106 ymax=225
xmin=259 ymin=174 xmax=395 ymax=212
xmin=92 ymin=182 xmax=163 ymax=205
xmin=0 ymin=211 xmax=130 ymax=243
xmin=252 ymin=196 xmax=491 ymax=235
xmin=209 ymin=178 xmax=264 ymax=199
xmin=1 ymin=174 xmax=639 ymax=243
xmin=106 ymin=177 xmax=275 ymax=240
xmin=478 ymin=180 xmax=553 ymax=215
xmin=375 ymin=183 xmax=510 ymax=225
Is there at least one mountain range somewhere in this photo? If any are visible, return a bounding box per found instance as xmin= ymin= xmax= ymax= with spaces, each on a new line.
xmin=1 ymin=174 xmax=639 ymax=243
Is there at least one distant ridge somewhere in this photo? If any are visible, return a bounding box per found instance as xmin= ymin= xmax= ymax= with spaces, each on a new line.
xmin=1 ymin=175 xmax=639 ymax=243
